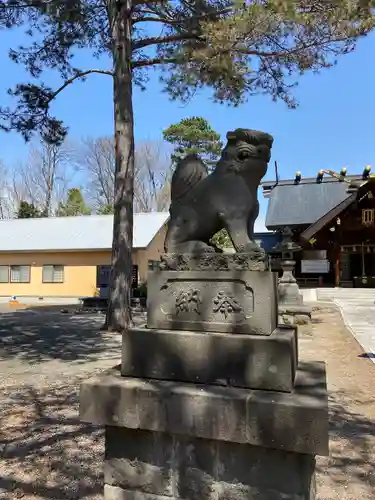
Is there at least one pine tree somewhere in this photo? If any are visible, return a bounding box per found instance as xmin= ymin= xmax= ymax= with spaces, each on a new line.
xmin=163 ymin=117 xmax=222 ymax=165
xmin=97 ymin=204 xmax=114 ymax=215
xmin=0 ymin=1 xmax=374 ymax=330
xmin=16 ymin=200 xmax=41 ymax=219
xmin=56 ymin=188 xmax=91 ymax=216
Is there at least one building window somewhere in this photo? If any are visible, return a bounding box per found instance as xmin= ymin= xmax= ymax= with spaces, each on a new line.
xmin=132 ymin=265 xmax=138 ymax=288
xmin=96 ymin=265 xmax=111 ymax=287
xmin=42 ymin=265 xmax=64 ymax=283
xmin=10 ymin=265 xmax=30 ymax=283
xmin=362 ymin=209 xmax=374 ymax=226
xmin=148 ymin=260 xmax=160 ymax=271
xmin=0 ymin=266 xmax=9 ymax=283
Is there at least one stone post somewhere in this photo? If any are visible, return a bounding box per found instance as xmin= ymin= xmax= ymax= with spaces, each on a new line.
xmin=80 ymin=251 xmax=328 ymax=500
xmin=279 ymin=257 xmax=302 ymax=303
xmin=274 ymin=227 xmax=312 ymax=326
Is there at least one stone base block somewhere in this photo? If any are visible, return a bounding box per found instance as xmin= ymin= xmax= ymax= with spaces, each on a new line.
xmin=103 ymin=425 xmax=316 ymax=500
xmin=278 ymin=282 xmax=304 ymax=306
xmin=159 ymin=252 xmax=269 ymax=272
xmin=279 ymin=305 xmax=312 ymax=327
xmin=279 ymin=305 xmax=312 ymax=316
xmin=80 ymin=363 xmax=329 ymax=457
xmin=147 ymin=269 xmax=278 ymax=335
xmin=121 ymin=327 xmax=297 ymax=392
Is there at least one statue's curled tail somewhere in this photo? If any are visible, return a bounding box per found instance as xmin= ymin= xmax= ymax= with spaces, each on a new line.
xmin=170 ymin=154 xmax=208 ymax=203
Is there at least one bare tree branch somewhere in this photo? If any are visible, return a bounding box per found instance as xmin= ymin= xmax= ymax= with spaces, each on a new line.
xmin=12 ymin=139 xmax=75 ymax=216
xmin=134 ymin=139 xmax=172 ymax=212
xmin=0 ymin=161 xmax=12 ymax=219
xmin=7 ymin=160 xmax=31 ymax=216
xmin=75 ymin=136 xmax=172 ymax=213
xmin=75 ymin=136 xmax=116 ymax=209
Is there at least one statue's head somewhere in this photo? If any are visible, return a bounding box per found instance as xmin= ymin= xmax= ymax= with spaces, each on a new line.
xmin=217 ymin=128 xmax=274 ymax=178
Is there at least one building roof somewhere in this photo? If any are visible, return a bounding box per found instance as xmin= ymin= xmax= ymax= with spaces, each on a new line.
xmin=0 ymin=212 xmax=169 ymax=253
xmin=265 ymin=181 xmax=352 ymax=229
xmin=262 ymin=174 xmax=364 ymax=192
xmin=300 ymin=178 xmax=375 ymax=242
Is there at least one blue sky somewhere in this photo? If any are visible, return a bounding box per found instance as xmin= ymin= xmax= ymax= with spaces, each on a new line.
xmin=1 ymin=28 xmax=375 ymax=227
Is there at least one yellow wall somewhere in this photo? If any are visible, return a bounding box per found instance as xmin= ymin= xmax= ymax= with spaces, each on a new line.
xmin=0 ymin=224 xmax=166 ymax=297
xmin=137 ymin=223 xmax=167 ymax=282
xmin=0 ymin=251 xmax=111 ymax=297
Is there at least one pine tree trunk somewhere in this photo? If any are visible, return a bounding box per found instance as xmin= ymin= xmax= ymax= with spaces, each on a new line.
xmin=105 ymin=0 xmax=134 ymax=331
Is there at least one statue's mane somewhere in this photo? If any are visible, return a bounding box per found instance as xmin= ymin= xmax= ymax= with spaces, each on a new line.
xmin=226 ymin=128 xmax=274 ymax=150
xmin=170 ymin=154 xmax=208 ymax=204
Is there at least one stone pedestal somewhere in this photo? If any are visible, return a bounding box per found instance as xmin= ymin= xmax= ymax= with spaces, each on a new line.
xmin=103 ymin=426 xmax=316 ymax=500
xmin=80 ymin=252 xmax=328 ymax=500
xmin=80 ymin=363 xmax=328 ymax=500
xmin=147 ymin=269 xmax=277 ymax=335
xmin=121 ymin=327 xmax=297 ymax=392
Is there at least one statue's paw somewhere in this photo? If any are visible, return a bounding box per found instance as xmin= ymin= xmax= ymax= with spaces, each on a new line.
xmin=190 ymin=242 xmax=216 ymax=253
xmin=238 ymin=243 xmax=265 ymax=255
xmin=169 ymin=241 xmax=215 ymax=254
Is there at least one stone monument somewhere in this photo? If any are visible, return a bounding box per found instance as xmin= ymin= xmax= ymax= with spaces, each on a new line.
xmin=274 ymin=227 xmax=312 ymax=326
xmin=80 ymin=129 xmax=328 ymax=500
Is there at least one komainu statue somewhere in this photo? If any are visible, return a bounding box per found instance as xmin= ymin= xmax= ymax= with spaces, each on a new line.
xmin=164 ymin=128 xmax=274 ymax=254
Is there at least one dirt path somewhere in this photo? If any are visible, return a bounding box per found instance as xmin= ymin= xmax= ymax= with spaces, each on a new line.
xmin=299 ymin=305 xmax=375 ymax=500
xmin=0 ymin=306 xmax=374 ymax=499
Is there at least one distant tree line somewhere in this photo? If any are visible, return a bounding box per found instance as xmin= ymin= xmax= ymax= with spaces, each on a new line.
xmin=3 ymin=116 xmax=232 ymax=248
xmin=1 ymin=134 xmax=174 ymax=219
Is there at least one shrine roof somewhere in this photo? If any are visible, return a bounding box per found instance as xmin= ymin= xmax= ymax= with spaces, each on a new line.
xmin=264 ymin=181 xmax=352 ymax=229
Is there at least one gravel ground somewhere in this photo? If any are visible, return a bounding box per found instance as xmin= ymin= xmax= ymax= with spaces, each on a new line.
xmin=0 ymin=304 xmax=374 ymax=499
xmin=301 ymin=305 xmax=375 ymax=500
xmin=0 ymin=305 xmax=142 ymax=500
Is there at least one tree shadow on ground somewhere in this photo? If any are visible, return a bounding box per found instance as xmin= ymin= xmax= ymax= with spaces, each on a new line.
xmin=315 ymin=389 xmax=375 ymax=498
xmin=102 ymin=361 xmax=375 ymax=500
xmin=0 ymin=380 xmax=104 ymax=499
xmin=1 ymin=300 xmax=374 ymax=499
xmin=112 ymin=321 xmax=375 ymax=500
xmin=311 ymin=317 xmax=323 ymax=324
xmin=0 ymin=306 xmax=146 ymax=364
xmin=1 ymin=371 xmax=373 ymax=500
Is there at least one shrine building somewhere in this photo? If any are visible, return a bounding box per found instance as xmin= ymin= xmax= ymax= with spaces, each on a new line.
xmin=262 ymin=167 xmax=375 ymax=288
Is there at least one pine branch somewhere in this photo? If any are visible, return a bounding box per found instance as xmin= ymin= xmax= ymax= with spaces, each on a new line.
xmin=234 ymin=36 xmax=352 ymax=59
xmin=133 ymin=36 xmax=352 ymax=70
xmin=133 ymin=33 xmax=201 ymax=50
xmin=132 ymin=0 xmax=166 ymax=6
xmin=132 ymin=16 xmax=180 ymax=25
xmin=132 ymin=7 xmax=232 ymax=25
xmin=0 ymin=0 xmax=56 ymax=8
xmin=132 ymin=57 xmax=178 ymax=68
xmin=0 ymin=68 xmax=114 ymax=144
xmin=49 ymin=69 xmax=114 ymax=102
